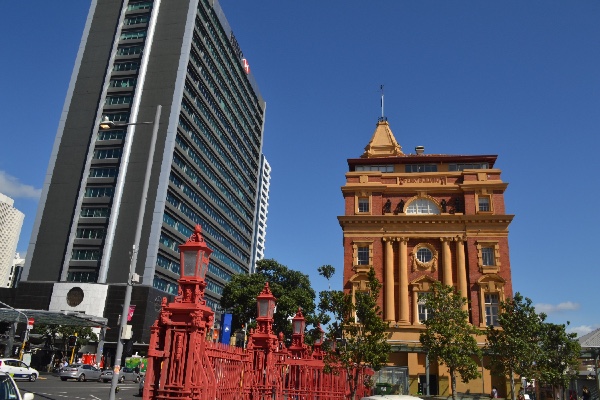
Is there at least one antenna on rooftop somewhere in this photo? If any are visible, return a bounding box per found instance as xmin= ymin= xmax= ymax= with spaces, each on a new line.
xmin=379 ymin=85 xmax=387 ymax=122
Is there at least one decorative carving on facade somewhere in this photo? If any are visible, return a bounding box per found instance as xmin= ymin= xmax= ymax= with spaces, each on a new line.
xmin=398 ymin=176 xmax=448 ymax=185
xmin=410 ymin=275 xmax=437 ymax=293
xmin=410 ymin=243 xmax=438 ymax=272
xmin=383 ymin=199 xmax=392 ymax=213
xmin=394 ymin=199 xmax=405 ymax=214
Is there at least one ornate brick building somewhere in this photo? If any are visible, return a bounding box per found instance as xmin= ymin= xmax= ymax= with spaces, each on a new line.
xmin=339 ymin=118 xmax=514 ymax=395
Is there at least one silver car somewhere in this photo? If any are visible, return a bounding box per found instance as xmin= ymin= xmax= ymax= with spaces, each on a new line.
xmin=59 ymin=364 xmax=102 ymax=382
xmin=99 ymin=367 xmax=140 ymax=383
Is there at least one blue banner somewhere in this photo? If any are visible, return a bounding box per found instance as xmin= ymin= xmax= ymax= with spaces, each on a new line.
xmin=220 ymin=313 xmax=232 ymax=344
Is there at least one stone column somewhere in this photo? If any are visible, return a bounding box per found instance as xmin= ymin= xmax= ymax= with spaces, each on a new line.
xmin=441 ymin=238 xmax=453 ymax=286
xmin=411 ymin=290 xmax=419 ymax=325
xmin=383 ymin=238 xmax=395 ymax=322
xmin=398 ymin=238 xmax=409 ymax=324
xmin=455 ymin=236 xmax=469 ymax=313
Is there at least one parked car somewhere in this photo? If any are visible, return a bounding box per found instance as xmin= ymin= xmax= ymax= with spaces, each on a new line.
xmin=0 ymin=359 xmax=39 ymax=382
xmin=59 ymin=364 xmax=102 ymax=382
xmin=99 ymin=367 xmax=140 ymax=383
xmin=0 ymin=372 xmax=34 ymax=399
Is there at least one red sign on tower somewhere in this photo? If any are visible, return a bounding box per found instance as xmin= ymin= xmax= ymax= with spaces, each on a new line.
xmin=27 ymin=318 xmax=34 ymax=330
xmin=242 ymin=58 xmax=250 ymax=75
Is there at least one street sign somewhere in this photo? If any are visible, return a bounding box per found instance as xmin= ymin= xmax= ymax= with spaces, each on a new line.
xmin=27 ymin=318 xmax=34 ymax=330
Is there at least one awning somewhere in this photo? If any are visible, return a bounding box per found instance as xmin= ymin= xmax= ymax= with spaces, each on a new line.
xmin=0 ymin=308 xmax=108 ymax=328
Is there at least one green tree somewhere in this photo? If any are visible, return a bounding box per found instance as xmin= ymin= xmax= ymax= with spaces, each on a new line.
xmin=319 ymin=267 xmax=390 ymax=400
xmin=220 ymin=258 xmax=316 ymax=340
xmin=486 ymin=293 xmax=546 ymax=400
xmin=32 ymin=324 xmax=98 ymax=357
xmin=537 ymin=322 xmax=581 ymax=398
xmin=419 ymin=281 xmax=481 ymax=400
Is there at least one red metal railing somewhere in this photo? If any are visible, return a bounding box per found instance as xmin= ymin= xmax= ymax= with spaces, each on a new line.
xmin=142 ymin=226 xmax=373 ymax=400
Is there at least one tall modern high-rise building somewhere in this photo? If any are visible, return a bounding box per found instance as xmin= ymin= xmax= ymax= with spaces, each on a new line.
xmin=0 ymin=193 xmax=25 ymax=288
xmin=250 ymin=155 xmax=270 ymax=273
xmin=13 ymin=0 xmax=268 ymax=344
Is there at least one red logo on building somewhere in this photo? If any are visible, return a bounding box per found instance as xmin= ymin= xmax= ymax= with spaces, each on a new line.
xmin=242 ymin=58 xmax=250 ymax=75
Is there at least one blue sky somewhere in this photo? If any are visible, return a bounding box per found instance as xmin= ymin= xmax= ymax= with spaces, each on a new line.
xmin=0 ymin=1 xmax=599 ymax=335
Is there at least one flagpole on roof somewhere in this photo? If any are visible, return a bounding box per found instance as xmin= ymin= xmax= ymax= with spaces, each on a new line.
xmin=380 ymin=85 xmax=384 ymax=119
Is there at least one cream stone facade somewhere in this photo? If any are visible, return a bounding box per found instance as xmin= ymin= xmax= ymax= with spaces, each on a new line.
xmin=339 ymin=118 xmax=514 ymax=396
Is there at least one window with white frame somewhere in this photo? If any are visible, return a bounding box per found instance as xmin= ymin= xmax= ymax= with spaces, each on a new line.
xmin=477 ymin=241 xmax=500 ymax=272
xmin=478 ymin=196 xmax=491 ymax=212
xmin=481 ymin=247 xmax=495 ymax=266
xmin=358 ymin=197 xmax=370 ymax=213
xmin=406 ymin=198 xmax=440 ymax=215
xmin=485 ymin=293 xmax=499 ymax=326
xmin=357 ymin=247 xmax=370 ymax=265
xmin=418 ymin=293 xmax=431 ymax=323
xmin=416 ymin=247 xmax=433 ymax=263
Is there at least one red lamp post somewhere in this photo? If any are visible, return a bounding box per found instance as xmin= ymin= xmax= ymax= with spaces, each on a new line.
xmin=312 ymin=324 xmax=326 ymax=360
xmin=246 ymin=283 xmax=280 ymax=396
xmin=254 ymin=282 xmax=276 ymax=337
xmin=144 ymin=225 xmax=216 ymax=400
xmin=177 ymin=225 xmax=212 ymax=303
xmin=289 ymin=308 xmax=309 ymax=359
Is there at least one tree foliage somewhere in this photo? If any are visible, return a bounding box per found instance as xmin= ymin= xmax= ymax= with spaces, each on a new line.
xmin=319 ymin=267 xmax=390 ymax=400
xmin=220 ymin=259 xmax=316 ymax=340
xmin=419 ymin=281 xmax=481 ymax=400
xmin=486 ymin=293 xmax=546 ymax=400
xmin=32 ymin=324 xmax=98 ymax=354
xmin=537 ymin=322 xmax=581 ymax=393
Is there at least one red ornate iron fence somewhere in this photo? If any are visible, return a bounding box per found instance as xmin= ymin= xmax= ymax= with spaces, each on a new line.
xmin=142 ymin=226 xmax=372 ymax=400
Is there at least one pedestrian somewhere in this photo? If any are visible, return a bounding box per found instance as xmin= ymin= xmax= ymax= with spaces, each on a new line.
xmin=491 ymin=387 xmax=498 ymax=399
xmin=527 ymin=384 xmax=536 ymax=400
xmin=582 ymin=386 xmax=590 ymax=400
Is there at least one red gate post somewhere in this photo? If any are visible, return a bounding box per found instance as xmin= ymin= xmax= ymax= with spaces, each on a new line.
xmin=288 ymin=308 xmax=309 ymax=359
xmin=311 ymin=324 xmax=325 ymax=360
xmin=246 ymin=283 xmax=280 ymax=399
xmin=144 ymin=225 xmax=215 ymax=400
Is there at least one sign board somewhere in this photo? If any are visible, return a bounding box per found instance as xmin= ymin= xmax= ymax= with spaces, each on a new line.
xmin=27 ymin=318 xmax=34 ymax=330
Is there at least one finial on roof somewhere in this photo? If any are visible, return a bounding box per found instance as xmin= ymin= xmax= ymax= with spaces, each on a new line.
xmin=361 ymin=119 xmax=403 ymax=158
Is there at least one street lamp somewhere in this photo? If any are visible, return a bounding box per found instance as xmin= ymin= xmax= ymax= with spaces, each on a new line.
xmin=292 ymin=308 xmax=305 ymax=335
xmin=101 ymin=105 xmax=162 ymax=400
xmin=257 ymin=285 xmax=276 ymax=319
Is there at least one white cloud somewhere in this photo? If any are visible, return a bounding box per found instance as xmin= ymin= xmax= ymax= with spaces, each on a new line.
xmin=0 ymin=170 xmax=41 ymax=199
xmin=534 ymin=301 xmax=580 ymax=314
xmin=567 ymin=325 xmax=596 ymax=337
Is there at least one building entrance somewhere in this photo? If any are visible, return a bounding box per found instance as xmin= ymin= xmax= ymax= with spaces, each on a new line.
xmin=418 ymin=374 xmax=439 ymax=395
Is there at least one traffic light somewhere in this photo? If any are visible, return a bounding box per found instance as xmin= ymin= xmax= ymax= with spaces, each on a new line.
xmin=68 ymin=335 xmax=77 ymax=347
xmin=24 ymin=341 xmax=30 ymax=352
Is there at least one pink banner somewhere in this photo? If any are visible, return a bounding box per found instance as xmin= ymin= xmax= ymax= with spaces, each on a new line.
xmin=127 ymin=305 xmax=136 ymax=322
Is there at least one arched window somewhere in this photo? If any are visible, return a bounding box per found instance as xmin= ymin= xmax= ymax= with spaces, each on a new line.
xmin=406 ymin=198 xmax=440 ymax=215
